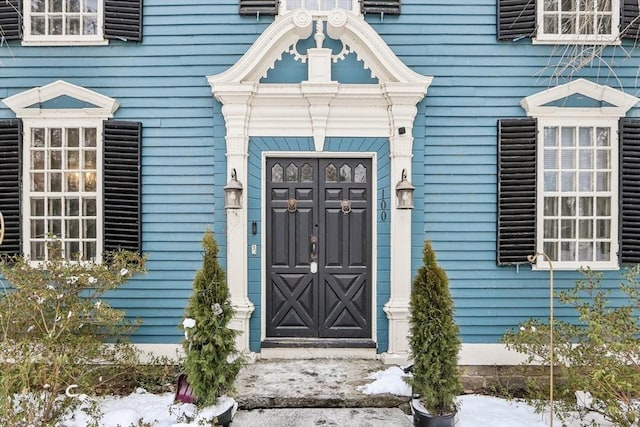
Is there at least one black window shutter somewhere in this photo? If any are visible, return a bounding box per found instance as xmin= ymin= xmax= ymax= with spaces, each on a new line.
xmin=620 ymin=118 xmax=640 ymax=263
xmin=103 ymin=120 xmax=142 ymax=254
xmin=621 ymin=0 xmax=640 ymax=40
xmin=104 ymin=0 xmax=143 ymax=42
xmin=497 ymin=0 xmax=536 ymax=41
xmin=0 ymin=0 xmax=22 ymax=40
xmin=361 ymin=0 xmax=401 ymax=15
xmin=239 ymin=0 xmax=278 ymax=16
xmin=497 ymin=118 xmax=537 ymax=265
xmin=0 ymin=119 xmax=22 ymax=258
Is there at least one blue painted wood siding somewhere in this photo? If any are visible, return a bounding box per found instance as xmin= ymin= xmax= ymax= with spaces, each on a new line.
xmin=1 ymin=0 xmax=640 ymax=345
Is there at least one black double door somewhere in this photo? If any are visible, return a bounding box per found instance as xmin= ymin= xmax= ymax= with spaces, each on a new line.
xmin=265 ymin=157 xmax=372 ymax=339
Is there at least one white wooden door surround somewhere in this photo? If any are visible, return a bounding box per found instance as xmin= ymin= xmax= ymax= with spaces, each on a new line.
xmin=207 ymin=9 xmax=432 ymax=363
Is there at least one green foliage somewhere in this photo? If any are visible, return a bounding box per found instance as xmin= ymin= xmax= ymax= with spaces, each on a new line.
xmin=409 ymin=240 xmax=461 ymax=415
xmin=502 ymin=267 xmax=640 ymax=426
xmin=181 ymin=229 xmax=241 ymax=406
xmin=0 ymin=242 xmax=147 ymax=426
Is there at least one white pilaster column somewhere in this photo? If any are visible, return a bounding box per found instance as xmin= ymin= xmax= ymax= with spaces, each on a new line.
xmin=218 ymin=95 xmax=256 ymax=357
xmin=381 ymin=95 xmax=420 ymax=365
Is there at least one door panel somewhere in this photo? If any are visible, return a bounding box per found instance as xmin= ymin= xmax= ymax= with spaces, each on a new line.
xmin=266 ymin=157 xmax=371 ymax=339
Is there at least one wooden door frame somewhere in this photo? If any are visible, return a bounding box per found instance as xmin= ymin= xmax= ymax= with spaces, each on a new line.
xmin=260 ymin=151 xmax=378 ymax=345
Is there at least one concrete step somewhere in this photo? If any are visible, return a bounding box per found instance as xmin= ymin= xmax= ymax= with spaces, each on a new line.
xmin=231 ymin=407 xmax=413 ymax=427
xmin=230 ymin=359 xmax=410 ymax=410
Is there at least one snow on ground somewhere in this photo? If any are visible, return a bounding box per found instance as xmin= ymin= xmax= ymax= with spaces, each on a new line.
xmin=56 ymin=367 xmax=612 ymax=427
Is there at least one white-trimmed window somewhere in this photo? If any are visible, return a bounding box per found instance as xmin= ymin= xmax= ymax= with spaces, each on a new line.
xmin=2 ymin=80 xmax=142 ymax=263
xmin=497 ymin=79 xmax=640 ymax=270
xmin=24 ymin=0 xmax=104 ymax=44
xmin=24 ymin=119 xmax=102 ymax=261
xmin=536 ymin=0 xmax=620 ymax=44
xmin=539 ymin=119 xmax=618 ymax=269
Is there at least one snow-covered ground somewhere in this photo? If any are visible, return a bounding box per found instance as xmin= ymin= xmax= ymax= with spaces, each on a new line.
xmin=56 ymin=366 xmax=612 ymax=427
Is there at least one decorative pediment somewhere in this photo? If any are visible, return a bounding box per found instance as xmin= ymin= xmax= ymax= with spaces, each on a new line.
xmin=208 ymin=9 xmax=432 ymax=151
xmin=520 ymin=78 xmax=639 ymax=118
xmin=3 ymin=80 xmax=119 ymax=118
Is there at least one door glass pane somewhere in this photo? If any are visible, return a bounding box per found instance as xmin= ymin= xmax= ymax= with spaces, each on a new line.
xmin=301 ymin=163 xmax=313 ymax=182
xmin=271 ymin=164 xmax=283 ymax=182
xmin=325 ymin=164 xmax=337 ymax=183
xmin=339 ymin=164 xmax=351 ymax=182
xmin=355 ymin=164 xmax=367 ymax=183
xmin=285 ymin=163 xmax=298 ymax=182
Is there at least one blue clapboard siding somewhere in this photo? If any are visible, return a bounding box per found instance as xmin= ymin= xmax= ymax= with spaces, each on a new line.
xmin=1 ymin=0 xmax=640 ymax=347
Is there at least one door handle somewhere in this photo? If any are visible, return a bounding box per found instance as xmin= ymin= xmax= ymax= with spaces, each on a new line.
xmin=310 ymin=235 xmax=318 ymax=274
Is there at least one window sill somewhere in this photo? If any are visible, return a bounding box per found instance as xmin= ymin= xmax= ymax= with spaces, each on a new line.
xmin=532 ymin=261 xmax=620 ymax=271
xmin=532 ymin=36 xmax=621 ymax=46
xmin=22 ymin=39 xmax=109 ymax=47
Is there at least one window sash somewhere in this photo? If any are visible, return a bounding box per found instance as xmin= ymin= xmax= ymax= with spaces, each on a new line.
xmin=23 ymin=120 xmax=103 ymax=262
xmin=537 ymin=120 xmax=619 ymax=269
xmin=536 ymin=0 xmax=620 ymax=43
xmin=279 ymin=0 xmax=360 ymax=15
xmin=23 ymin=0 xmax=104 ymax=43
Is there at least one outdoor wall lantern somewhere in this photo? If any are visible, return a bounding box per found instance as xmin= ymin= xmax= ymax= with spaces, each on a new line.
xmin=395 ymin=169 xmax=415 ymax=209
xmin=224 ymin=169 xmax=243 ymax=209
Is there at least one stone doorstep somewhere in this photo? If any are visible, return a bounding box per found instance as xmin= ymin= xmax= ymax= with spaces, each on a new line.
xmin=230 ymin=359 xmax=547 ymax=410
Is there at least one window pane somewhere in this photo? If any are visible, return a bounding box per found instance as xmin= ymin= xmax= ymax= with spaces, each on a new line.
xmin=544 ymin=172 xmax=558 ymax=191
xmin=85 ymin=0 xmax=98 ymax=13
xmin=84 ymin=219 xmax=96 ymax=238
xmin=579 ymin=219 xmax=593 ymax=238
xmin=596 ymin=242 xmax=610 ymax=261
xmin=84 ymin=128 xmax=97 ymax=147
xmin=561 ymin=197 xmax=576 ymax=216
xmin=544 ymin=219 xmax=558 ymax=238
xmin=67 ymin=128 xmax=79 ymax=147
xmin=67 ymin=172 xmax=79 ymax=192
xmin=579 ymin=171 xmax=592 ymax=191
xmin=579 ymin=15 xmax=594 ymax=34
xmin=596 ymin=127 xmax=610 ymax=146
xmin=561 ymin=171 xmax=575 ymax=191
xmin=579 ymin=242 xmax=593 ymax=261
xmin=66 ymin=219 xmax=79 ymax=238
xmin=31 ymin=219 xmax=44 ymax=239
xmin=595 ymin=150 xmax=610 ymax=168
xmin=597 ymin=15 xmax=611 ymax=33
xmin=561 ymin=219 xmax=576 ymax=238
xmin=67 ymin=0 xmax=81 ymax=12
xmin=301 ymin=163 xmax=313 ymax=182
xmin=83 ymin=198 xmax=96 ymax=216
xmin=32 ymin=17 xmax=45 ymax=35
xmin=544 ymin=127 xmax=558 ymax=146
xmin=325 ymin=164 xmax=337 ymax=183
xmin=544 ymin=149 xmax=558 ymax=169
xmin=596 ymin=197 xmax=610 ymax=215
xmin=32 ymin=128 xmax=45 ymax=147
xmin=50 ymin=151 xmax=62 ymax=169
xmin=598 ymin=0 xmax=611 ymax=11
xmin=596 ymin=171 xmax=610 ymax=191
xmin=68 ymin=150 xmax=79 ymax=169
xmin=66 ymin=241 xmax=80 ymax=259
xmin=578 ymin=127 xmax=592 ymax=146
xmin=50 ymin=173 xmax=62 ymax=192
xmin=66 ymin=198 xmax=79 ymax=216
xmin=32 ymin=173 xmax=45 ymax=191
xmin=84 ymin=241 xmax=96 ymax=260
xmin=562 ymin=0 xmax=577 ymax=10
xmin=544 ymin=197 xmax=558 ymax=216
xmin=49 ymin=16 xmax=63 ymax=35
xmin=579 ymin=149 xmax=592 ymax=168
xmin=50 ymin=129 xmax=62 ymax=147
xmin=561 ymin=241 xmax=576 ymax=261
xmin=31 ymin=242 xmax=45 ymax=261
xmin=544 ymin=241 xmax=558 ymax=261
xmin=83 ymin=16 xmax=97 ymax=35
xmin=32 ymin=0 xmax=45 ymax=12
xmin=579 ymin=197 xmax=593 ymax=216
xmin=84 ymin=172 xmax=96 ymax=191
xmin=596 ymin=219 xmax=610 ymax=238
xmin=31 ymin=198 xmax=45 ymax=216
xmin=51 ymin=0 xmax=63 ymax=12
xmin=48 ymin=198 xmax=62 ymax=216
xmin=48 ymin=219 xmax=61 ymax=237
xmin=84 ymin=150 xmax=96 ymax=169
xmin=32 ymin=150 xmax=45 ymax=169
xmin=561 ymin=127 xmax=575 ymax=146
xmin=561 ymin=149 xmax=575 ymax=168
xmin=545 ymin=0 xmax=559 ymax=10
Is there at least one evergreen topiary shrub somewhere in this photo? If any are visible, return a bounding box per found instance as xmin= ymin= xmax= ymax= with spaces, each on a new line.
xmin=181 ymin=229 xmax=242 ymax=406
xmin=409 ymin=240 xmax=461 ymax=416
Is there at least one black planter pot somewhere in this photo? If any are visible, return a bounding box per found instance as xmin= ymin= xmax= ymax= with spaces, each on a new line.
xmin=411 ymin=398 xmax=456 ymax=427
xmin=174 ymin=374 xmax=235 ymax=427
xmin=215 ymin=403 xmax=234 ymax=427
